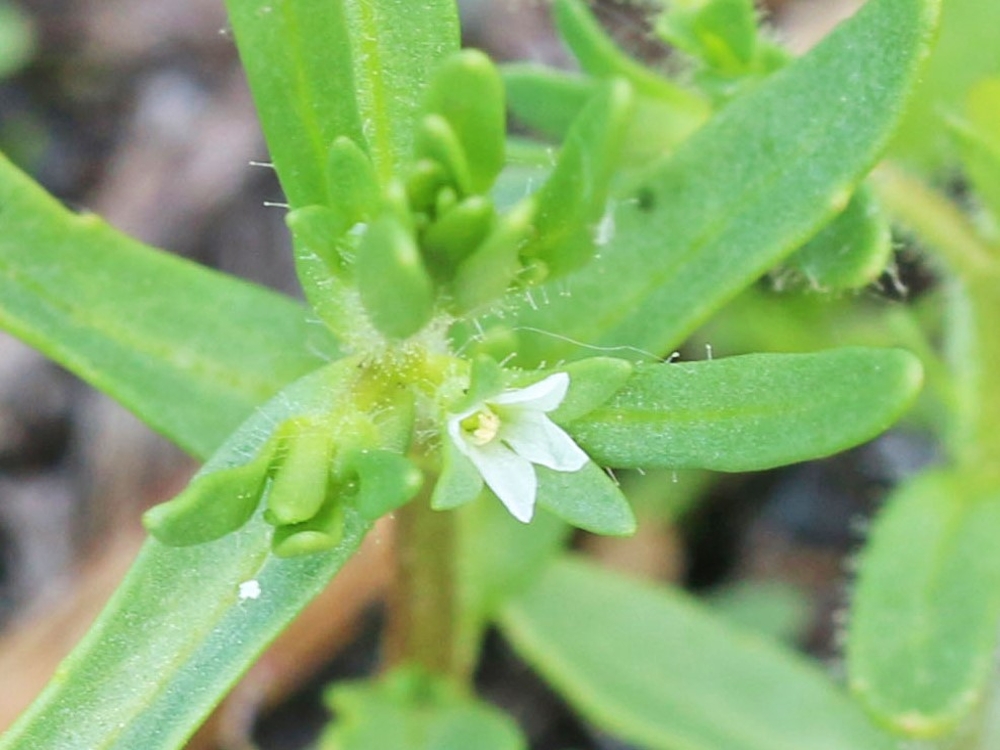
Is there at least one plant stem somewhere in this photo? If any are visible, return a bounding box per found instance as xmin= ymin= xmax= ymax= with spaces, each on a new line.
xmin=873 ymin=163 xmax=1000 ymax=471
xmin=385 ymin=486 xmax=462 ymax=678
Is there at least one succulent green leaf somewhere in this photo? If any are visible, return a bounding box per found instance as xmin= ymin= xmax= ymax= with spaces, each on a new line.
xmin=848 ymin=471 xmax=1000 ymax=738
xmin=224 ymin=0 xmax=459 ymax=206
xmin=415 ymin=113 xmax=475 ymax=198
xmin=327 ymin=135 xmax=382 ymax=227
xmin=566 ymin=348 xmax=923 ymax=472
xmin=271 ymin=494 xmax=347 ymax=558
xmin=0 ymin=152 xmax=335 ymax=459
xmin=503 ymin=0 xmax=940 ymax=365
xmin=352 ymin=450 xmax=425 ymax=521
xmin=422 ymin=195 xmax=496 ymax=273
xmin=320 ymin=667 xmax=526 ymax=750
xmin=502 ymin=555 xmax=896 ymax=750
xmin=431 ymin=437 xmax=484 ymax=512
xmin=785 ymin=185 xmax=893 ymax=290
xmin=356 ymin=214 xmax=435 ymax=340
xmin=143 ymin=436 xmax=276 ymax=545
xmin=266 ymin=418 xmax=338 ymax=525
xmin=424 ymin=49 xmax=506 ymax=195
xmin=0 ymin=361 xmax=375 ymax=750
xmin=547 ymin=356 xmax=634 ymax=423
xmin=503 ymin=65 xmax=598 ymax=143
xmin=536 ymin=462 xmax=636 ymax=536
xmin=524 ymin=78 xmax=634 ymax=277
xmin=452 ymin=198 xmax=536 ymax=313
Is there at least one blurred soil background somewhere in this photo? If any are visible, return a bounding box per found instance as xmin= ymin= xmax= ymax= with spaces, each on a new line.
xmin=0 ymin=1 xmax=925 ymax=749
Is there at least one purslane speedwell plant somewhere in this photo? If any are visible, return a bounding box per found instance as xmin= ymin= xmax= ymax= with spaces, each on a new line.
xmin=18 ymin=0 xmax=1000 ymax=747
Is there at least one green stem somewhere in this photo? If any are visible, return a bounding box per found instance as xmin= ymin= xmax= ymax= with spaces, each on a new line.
xmin=873 ymin=163 xmax=1000 ymax=472
xmin=385 ymin=486 xmax=463 ymax=678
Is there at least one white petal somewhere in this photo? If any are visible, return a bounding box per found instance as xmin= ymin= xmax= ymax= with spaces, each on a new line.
xmin=464 ymin=440 xmax=537 ymax=522
xmin=490 ymin=372 xmax=569 ymax=413
xmin=500 ymin=410 xmax=589 ymax=472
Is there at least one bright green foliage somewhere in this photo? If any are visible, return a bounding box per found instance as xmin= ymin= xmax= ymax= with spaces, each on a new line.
xmin=848 ymin=472 xmax=1000 ymax=738
xmin=422 ymin=50 xmax=506 ymax=196
xmin=522 ymin=79 xmax=633 ymax=277
xmin=223 ymin=0 xmax=460 ymax=206
xmin=566 ymin=348 xmax=922 ymax=471
xmin=503 ymin=556 xmax=896 ymax=750
xmin=320 ymin=667 xmax=526 ymax=750
xmin=145 ymin=359 xmax=414 ymax=554
xmin=356 ymin=213 xmax=437 ymax=339
xmin=0 ymin=0 xmax=949 ymax=746
xmin=784 ymin=185 xmax=893 ymax=290
xmin=535 ymin=461 xmax=635 ymax=536
xmin=0 ymin=152 xmax=335 ymax=459
xmin=0 ymin=511 xmax=369 ymax=750
xmin=502 ymin=0 xmax=940 ymax=366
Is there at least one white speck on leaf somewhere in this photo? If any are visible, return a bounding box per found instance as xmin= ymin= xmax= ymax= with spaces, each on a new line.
xmin=238 ymin=579 xmax=262 ymax=601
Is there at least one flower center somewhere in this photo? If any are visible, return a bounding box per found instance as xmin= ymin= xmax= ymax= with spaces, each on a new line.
xmin=461 ymin=407 xmax=501 ymax=446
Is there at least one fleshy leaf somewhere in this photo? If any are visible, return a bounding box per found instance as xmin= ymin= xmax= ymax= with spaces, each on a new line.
xmin=536 ymin=462 xmax=636 ymax=536
xmin=522 ymin=78 xmax=634 ymax=277
xmin=0 ymin=362 xmax=377 ymax=750
xmin=499 ymin=0 xmax=940 ymax=365
xmin=848 ymin=471 xmax=1000 ymax=737
xmin=784 ymin=185 xmax=893 ymax=290
xmin=423 ymin=49 xmax=506 ymax=196
xmin=502 ymin=555 xmax=896 ymax=750
xmin=565 ymin=348 xmax=923 ymax=472
xmin=0 ymin=152 xmax=335 ymax=459
xmin=224 ymin=0 xmax=460 ymax=205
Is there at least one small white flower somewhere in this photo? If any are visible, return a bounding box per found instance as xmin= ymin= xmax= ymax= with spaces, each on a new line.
xmin=447 ymin=372 xmax=589 ymax=522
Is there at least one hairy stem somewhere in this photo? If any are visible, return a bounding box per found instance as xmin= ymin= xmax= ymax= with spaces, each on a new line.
xmin=385 ymin=487 xmax=463 ymax=678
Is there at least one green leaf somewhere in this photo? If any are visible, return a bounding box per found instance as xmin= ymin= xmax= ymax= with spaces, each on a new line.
xmin=565 ymin=348 xmax=923 ymax=472
xmin=501 ymin=555 xmax=895 ymax=750
xmin=0 ymin=152 xmax=334 ymax=459
xmin=847 ymin=471 xmax=1000 ymax=738
xmin=356 ymin=213 xmax=436 ymax=340
xmin=423 ymin=50 xmax=506 ymax=196
xmin=523 ymin=78 xmax=634 ymax=277
xmin=503 ymin=65 xmax=597 ymax=143
xmin=0 ymin=519 xmax=368 ymax=750
xmin=536 ymin=462 xmax=636 ymax=536
xmin=0 ymin=361 xmax=377 ymax=749
xmin=499 ymin=0 xmax=939 ymax=365
xmin=224 ymin=0 xmax=459 ymax=206
xmin=320 ymin=666 xmax=526 ymax=750
xmin=785 ymin=185 xmax=893 ymax=290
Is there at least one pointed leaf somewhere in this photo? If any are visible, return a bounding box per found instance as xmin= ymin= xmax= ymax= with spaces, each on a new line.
xmin=501 ymin=0 xmax=940 ymax=365
xmin=0 ymin=362 xmax=375 ymax=750
xmin=224 ymin=0 xmax=460 ymax=205
xmin=0 ymin=152 xmax=335 ymax=459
